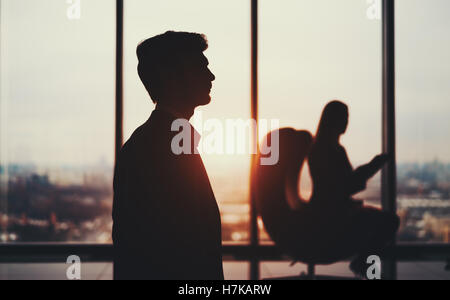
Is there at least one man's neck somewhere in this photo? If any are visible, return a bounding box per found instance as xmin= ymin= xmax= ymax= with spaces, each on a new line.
xmin=155 ymin=103 xmax=195 ymax=120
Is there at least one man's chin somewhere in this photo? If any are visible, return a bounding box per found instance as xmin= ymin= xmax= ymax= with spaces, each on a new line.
xmin=198 ymin=95 xmax=212 ymax=106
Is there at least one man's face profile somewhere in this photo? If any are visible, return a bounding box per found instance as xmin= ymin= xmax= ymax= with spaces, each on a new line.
xmin=180 ymin=52 xmax=215 ymax=107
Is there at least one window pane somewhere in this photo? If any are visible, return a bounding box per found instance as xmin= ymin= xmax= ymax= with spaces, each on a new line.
xmin=0 ymin=0 xmax=115 ymax=243
xmin=0 ymin=262 xmax=249 ymax=280
xmin=259 ymin=0 xmax=382 ymax=242
xmin=260 ymin=262 xmax=354 ymax=280
xmin=260 ymin=261 xmax=450 ymax=280
xmin=397 ymin=262 xmax=450 ymax=280
xmin=0 ymin=263 xmax=113 ymax=280
xmin=397 ymin=0 xmax=450 ymax=243
xmin=123 ymin=0 xmax=251 ymax=243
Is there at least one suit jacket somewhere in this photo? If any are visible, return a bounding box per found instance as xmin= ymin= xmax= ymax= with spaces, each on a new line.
xmin=112 ymin=109 xmax=224 ymax=280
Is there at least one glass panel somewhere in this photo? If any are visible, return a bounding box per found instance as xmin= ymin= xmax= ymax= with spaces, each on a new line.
xmin=123 ymin=0 xmax=251 ymax=243
xmin=396 ymin=0 xmax=450 ymax=243
xmin=223 ymin=262 xmax=250 ymax=280
xmin=260 ymin=261 xmax=450 ymax=280
xmin=260 ymin=261 xmax=354 ymax=279
xmin=0 ymin=262 xmax=249 ymax=280
xmin=0 ymin=263 xmax=113 ymax=280
xmin=0 ymin=0 xmax=115 ymax=242
xmin=397 ymin=262 xmax=450 ymax=280
xmin=259 ymin=0 xmax=382 ymax=242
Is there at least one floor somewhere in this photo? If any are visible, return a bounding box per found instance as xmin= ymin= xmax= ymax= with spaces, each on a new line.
xmin=0 ymin=261 xmax=449 ymax=280
xmin=260 ymin=262 xmax=450 ymax=280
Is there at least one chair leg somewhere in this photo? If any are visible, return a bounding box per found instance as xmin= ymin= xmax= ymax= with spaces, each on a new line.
xmin=308 ymin=264 xmax=315 ymax=280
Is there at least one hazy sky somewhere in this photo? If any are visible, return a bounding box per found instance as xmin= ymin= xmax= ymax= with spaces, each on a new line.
xmin=1 ymin=0 xmax=449 ymax=170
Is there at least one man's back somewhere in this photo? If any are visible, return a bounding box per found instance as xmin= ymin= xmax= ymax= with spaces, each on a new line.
xmin=112 ymin=110 xmax=223 ymax=280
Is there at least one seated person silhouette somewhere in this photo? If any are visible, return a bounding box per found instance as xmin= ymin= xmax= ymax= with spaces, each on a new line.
xmin=256 ymin=129 xmax=363 ymax=273
xmin=255 ymin=101 xmax=400 ymax=279
xmin=308 ymin=100 xmax=400 ymax=277
xmin=112 ymin=31 xmax=223 ymax=280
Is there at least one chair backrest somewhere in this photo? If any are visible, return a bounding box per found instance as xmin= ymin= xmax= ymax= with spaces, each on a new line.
xmin=254 ymin=128 xmax=315 ymax=258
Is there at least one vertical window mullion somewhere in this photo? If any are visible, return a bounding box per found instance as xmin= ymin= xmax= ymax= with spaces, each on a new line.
xmin=115 ymin=0 xmax=124 ymax=163
xmin=382 ymin=0 xmax=397 ymax=280
xmin=250 ymin=0 xmax=259 ymax=280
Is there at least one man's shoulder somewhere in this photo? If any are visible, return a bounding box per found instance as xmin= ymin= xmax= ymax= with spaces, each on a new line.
xmin=119 ymin=119 xmax=174 ymax=160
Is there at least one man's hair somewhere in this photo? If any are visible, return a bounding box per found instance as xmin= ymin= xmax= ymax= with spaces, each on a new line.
xmin=137 ymin=31 xmax=208 ymax=103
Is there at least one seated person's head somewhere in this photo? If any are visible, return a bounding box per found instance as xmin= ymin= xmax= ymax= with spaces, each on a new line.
xmin=317 ymin=100 xmax=349 ymax=139
xmin=137 ymin=31 xmax=215 ymax=108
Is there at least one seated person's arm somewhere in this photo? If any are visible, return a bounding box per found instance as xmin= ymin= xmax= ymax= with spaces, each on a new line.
xmin=355 ymin=154 xmax=390 ymax=180
xmin=338 ymin=147 xmax=367 ymax=197
xmin=347 ymin=173 xmax=367 ymax=196
xmin=349 ymin=154 xmax=390 ymax=196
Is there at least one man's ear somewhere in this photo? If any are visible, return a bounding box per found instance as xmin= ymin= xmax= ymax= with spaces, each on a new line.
xmin=159 ymin=67 xmax=179 ymax=97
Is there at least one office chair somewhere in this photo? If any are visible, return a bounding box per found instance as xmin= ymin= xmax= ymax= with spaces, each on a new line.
xmin=254 ymin=128 xmax=358 ymax=280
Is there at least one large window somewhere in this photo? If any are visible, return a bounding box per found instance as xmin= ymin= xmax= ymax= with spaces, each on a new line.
xmin=123 ymin=0 xmax=251 ymax=244
xmin=0 ymin=0 xmax=115 ymax=243
xmin=0 ymin=0 xmax=449 ymax=281
xmin=396 ymin=0 xmax=450 ymax=243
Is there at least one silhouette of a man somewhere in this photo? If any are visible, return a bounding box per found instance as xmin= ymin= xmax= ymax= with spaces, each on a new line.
xmin=112 ymin=31 xmax=223 ymax=280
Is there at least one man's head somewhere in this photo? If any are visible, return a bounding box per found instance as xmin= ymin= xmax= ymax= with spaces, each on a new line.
xmin=137 ymin=31 xmax=215 ymax=109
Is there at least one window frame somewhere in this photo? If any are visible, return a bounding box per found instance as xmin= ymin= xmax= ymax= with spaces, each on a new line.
xmin=0 ymin=0 xmax=449 ymax=280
